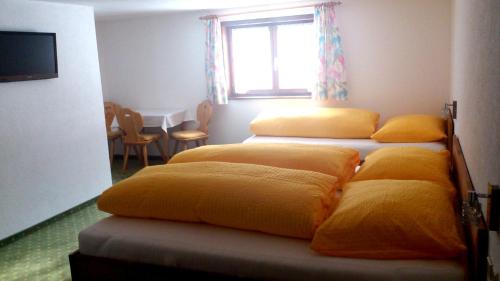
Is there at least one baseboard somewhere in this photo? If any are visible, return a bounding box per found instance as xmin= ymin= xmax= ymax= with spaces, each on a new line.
xmin=0 ymin=197 xmax=98 ymax=248
xmin=112 ymin=155 xmax=166 ymax=161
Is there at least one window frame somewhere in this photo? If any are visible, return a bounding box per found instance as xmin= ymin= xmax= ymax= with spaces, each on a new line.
xmin=222 ymin=14 xmax=314 ymax=99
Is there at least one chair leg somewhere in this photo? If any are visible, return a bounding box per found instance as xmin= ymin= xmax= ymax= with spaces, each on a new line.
xmin=142 ymin=145 xmax=149 ymax=166
xmin=183 ymin=142 xmax=188 ymax=151
xmin=109 ymin=139 xmax=115 ymax=165
xmin=173 ymin=140 xmax=179 ymax=155
xmin=196 ymin=140 xmax=201 ymax=147
xmin=139 ymin=145 xmax=145 ymax=162
xmin=123 ymin=145 xmax=130 ymax=171
xmin=108 ymin=140 xmax=112 ymax=163
xmin=133 ymin=145 xmax=141 ymax=162
xmin=155 ymin=140 xmax=168 ymax=163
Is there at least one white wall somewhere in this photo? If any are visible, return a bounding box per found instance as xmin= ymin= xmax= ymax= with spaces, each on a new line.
xmin=339 ymin=0 xmax=451 ymax=119
xmin=97 ymin=0 xmax=451 ymax=145
xmin=0 ymin=0 xmax=112 ymax=239
xmin=96 ymin=12 xmax=206 ymax=119
xmin=451 ymin=0 xmax=500 ymax=270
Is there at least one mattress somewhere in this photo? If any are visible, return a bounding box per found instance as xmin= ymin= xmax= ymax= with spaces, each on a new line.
xmin=243 ymin=136 xmax=447 ymax=159
xmin=79 ymin=216 xmax=464 ymax=281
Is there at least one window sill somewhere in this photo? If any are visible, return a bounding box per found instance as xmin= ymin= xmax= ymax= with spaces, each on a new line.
xmin=229 ymin=93 xmax=312 ymax=100
xmin=229 ymin=96 xmax=311 ymax=100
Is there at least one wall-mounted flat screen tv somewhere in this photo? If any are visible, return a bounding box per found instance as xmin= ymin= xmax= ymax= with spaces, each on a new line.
xmin=0 ymin=31 xmax=58 ymax=82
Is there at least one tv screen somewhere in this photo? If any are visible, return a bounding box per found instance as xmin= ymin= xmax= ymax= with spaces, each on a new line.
xmin=0 ymin=31 xmax=58 ymax=82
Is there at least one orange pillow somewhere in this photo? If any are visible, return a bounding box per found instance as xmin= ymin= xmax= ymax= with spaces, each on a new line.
xmin=371 ymin=114 xmax=446 ymax=142
xmin=169 ymin=143 xmax=359 ymax=186
xmin=99 ymin=162 xmax=339 ymax=239
xmin=311 ymin=180 xmax=466 ymax=259
xmin=351 ymin=147 xmax=454 ymax=194
xmin=250 ymin=107 xmax=380 ymax=139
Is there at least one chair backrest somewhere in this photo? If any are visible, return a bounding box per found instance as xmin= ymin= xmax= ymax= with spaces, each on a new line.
xmin=119 ymin=108 xmax=144 ymax=143
xmin=196 ymin=100 xmax=213 ymax=134
xmin=104 ymin=102 xmax=116 ymax=132
xmin=112 ymin=103 xmax=124 ymax=128
xmin=113 ymin=103 xmax=144 ymax=131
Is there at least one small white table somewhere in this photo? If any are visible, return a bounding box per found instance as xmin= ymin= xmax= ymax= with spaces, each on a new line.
xmin=112 ymin=108 xmax=194 ymax=160
xmin=112 ymin=108 xmax=193 ymax=132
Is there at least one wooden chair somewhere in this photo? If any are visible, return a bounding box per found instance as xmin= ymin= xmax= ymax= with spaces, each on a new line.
xmin=113 ymin=103 xmax=149 ymax=163
xmin=171 ymin=100 xmax=213 ymax=154
xmin=117 ymin=108 xmax=167 ymax=170
xmin=104 ymin=102 xmax=122 ymax=165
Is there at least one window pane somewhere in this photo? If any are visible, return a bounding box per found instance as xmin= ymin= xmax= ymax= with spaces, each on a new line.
xmin=277 ymin=23 xmax=315 ymax=90
xmin=231 ymin=26 xmax=273 ymax=93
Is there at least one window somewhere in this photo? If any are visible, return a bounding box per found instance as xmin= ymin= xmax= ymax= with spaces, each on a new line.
xmin=223 ymin=15 xmax=315 ymax=99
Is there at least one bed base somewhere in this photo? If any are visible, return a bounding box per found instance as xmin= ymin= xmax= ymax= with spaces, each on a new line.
xmin=69 ymin=250 xmax=257 ymax=281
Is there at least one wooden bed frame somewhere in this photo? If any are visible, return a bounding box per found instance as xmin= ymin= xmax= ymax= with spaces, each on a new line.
xmin=69 ymin=110 xmax=489 ymax=281
xmin=452 ymin=135 xmax=489 ymax=281
xmin=446 ymin=108 xmax=489 ymax=281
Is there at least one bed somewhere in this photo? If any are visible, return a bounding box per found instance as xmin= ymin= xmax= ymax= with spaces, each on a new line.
xmin=76 ymin=216 xmax=464 ymax=281
xmin=69 ymin=109 xmax=488 ymax=281
xmin=243 ymin=135 xmax=446 ymax=160
xmin=244 ymin=107 xmax=449 ymax=159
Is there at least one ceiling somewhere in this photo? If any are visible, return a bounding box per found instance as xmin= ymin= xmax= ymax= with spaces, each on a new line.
xmin=31 ymin=0 xmax=320 ymax=20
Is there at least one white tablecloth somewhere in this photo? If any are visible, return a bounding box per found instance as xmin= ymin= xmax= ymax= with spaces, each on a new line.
xmin=112 ymin=108 xmax=193 ymax=132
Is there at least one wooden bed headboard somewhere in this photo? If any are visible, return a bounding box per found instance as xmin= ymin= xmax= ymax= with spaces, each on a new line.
xmin=446 ymin=106 xmax=488 ymax=281
xmin=446 ymin=108 xmax=454 ymax=153
xmin=452 ymin=134 xmax=489 ymax=281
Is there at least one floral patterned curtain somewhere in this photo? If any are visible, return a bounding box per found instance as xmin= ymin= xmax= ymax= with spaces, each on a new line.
xmin=314 ymin=3 xmax=348 ymax=101
xmin=204 ymin=17 xmax=228 ymax=105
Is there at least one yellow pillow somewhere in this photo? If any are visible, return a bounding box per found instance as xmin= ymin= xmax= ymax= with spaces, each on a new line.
xmin=250 ymin=107 xmax=380 ymax=139
xmin=98 ymin=162 xmax=339 ymax=239
xmin=371 ymin=114 xmax=446 ymax=142
xmin=311 ymin=180 xmax=466 ymax=259
xmin=351 ymin=147 xmax=454 ymax=194
xmin=169 ymin=143 xmax=360 ymax=186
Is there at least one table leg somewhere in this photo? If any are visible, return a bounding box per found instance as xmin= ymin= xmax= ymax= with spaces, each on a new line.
xmin=160 ymin=130 xmax=169 ymax=163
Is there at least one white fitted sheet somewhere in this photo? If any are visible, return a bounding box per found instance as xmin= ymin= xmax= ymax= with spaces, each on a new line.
xmin=79 ymin=216 xmax=464 ymax=281
xmin=243 ymin=136 xmax=447 ymax=159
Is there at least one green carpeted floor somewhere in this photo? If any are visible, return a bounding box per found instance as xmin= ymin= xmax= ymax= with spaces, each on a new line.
xmin=0 ymin=158 xmax=164 ymax=281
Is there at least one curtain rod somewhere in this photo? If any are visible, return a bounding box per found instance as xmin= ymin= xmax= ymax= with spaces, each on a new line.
xmin=199 ymin=1 xmax=342 ymax=20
